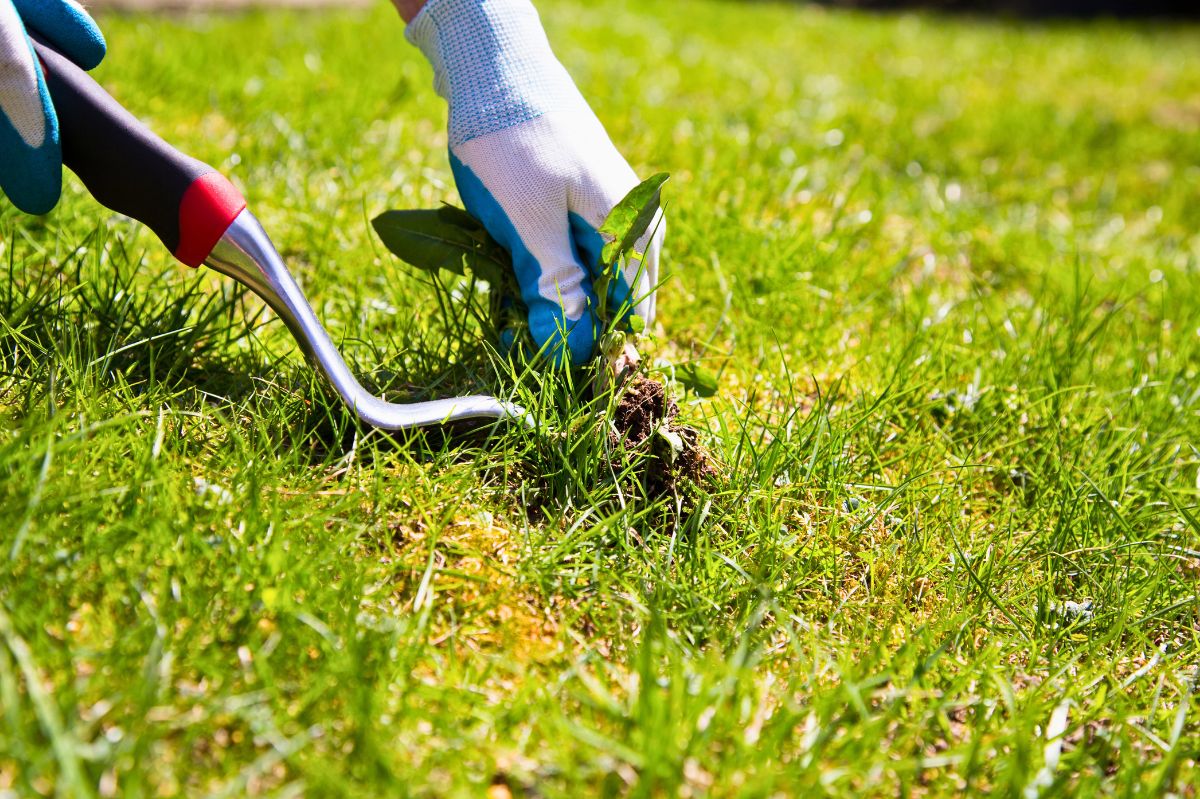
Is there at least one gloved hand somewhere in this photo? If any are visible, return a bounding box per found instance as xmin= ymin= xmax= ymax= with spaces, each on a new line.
xmin=0 ymin=0 xmax=105 ymax=214
xmin=407 ymin=0 xmax=664 ymax=366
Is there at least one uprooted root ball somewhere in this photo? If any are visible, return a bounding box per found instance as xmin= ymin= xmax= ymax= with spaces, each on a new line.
xmin=609 ymin=377 xmax=714 ymax=499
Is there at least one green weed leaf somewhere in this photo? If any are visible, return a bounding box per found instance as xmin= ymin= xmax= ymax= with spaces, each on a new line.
xmin=435 ymin=203 xmax=485 ymax=232
xmin=372 ymin=209 xmax=509 ymax=286
xmin=598 ymin=173 xmax=669 ymax=266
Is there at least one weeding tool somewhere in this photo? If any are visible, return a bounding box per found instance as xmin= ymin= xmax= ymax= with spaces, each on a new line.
xmin=34 ymin=39 xmax=531 ymax=431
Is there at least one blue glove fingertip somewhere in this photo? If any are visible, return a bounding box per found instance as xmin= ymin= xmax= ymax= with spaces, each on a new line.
xmin=13 ymin=0 xmax=106 ymax=70
xmin=0 ymin=146 xmax=63 ymax=214
xmin=0 ymin=32 xmax=63 ymax=214
xmin=527 ymin=303 xmax=598 ymax=368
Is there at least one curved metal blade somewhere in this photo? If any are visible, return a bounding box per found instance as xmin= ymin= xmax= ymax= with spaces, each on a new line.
xmin=205 ymin=210 xmax=533 ymax=431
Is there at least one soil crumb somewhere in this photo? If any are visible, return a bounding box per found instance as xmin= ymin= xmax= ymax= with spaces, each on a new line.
xmin=610 ymin=376 xmax=714 ymax=498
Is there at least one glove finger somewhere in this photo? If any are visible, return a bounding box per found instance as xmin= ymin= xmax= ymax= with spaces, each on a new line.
xmin=451 ymin=149 xmax=598 ymax=366
xmin=568 ymin=211 xmax=635 ymax=329
xmin=524 ymin=246 xmax=600 ymax=367
xmin=507 ymin=222 xmax=599 ymax=366
xmin=13 ymin=0 xmax=104 ymax=70
xmin=0 ymin=2 xmax=61 ymax=214
xmin=570 ymin=170 xmax=664 ymax=328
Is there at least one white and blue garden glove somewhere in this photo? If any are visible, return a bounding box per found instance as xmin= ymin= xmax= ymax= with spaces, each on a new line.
xmin=0 ymin=0 xmax=105 ymax=214
xmin=407 ymin=0 xmax=664 ymax=366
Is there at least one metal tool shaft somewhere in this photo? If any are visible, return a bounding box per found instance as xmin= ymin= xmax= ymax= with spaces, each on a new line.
xmin=206 ymin=211 xmax=531 ymax=430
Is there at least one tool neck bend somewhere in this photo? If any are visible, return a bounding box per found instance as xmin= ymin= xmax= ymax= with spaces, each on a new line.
xmin=205 ymin=211 xmax=528 ymax=430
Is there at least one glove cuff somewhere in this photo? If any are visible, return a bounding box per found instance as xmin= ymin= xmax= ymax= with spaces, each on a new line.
xmin=406 ymin=0 xmax=581 ymax=147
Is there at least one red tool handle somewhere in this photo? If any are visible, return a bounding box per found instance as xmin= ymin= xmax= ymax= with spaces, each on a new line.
xmin=34 ymin=39 xmax=247 ymax=267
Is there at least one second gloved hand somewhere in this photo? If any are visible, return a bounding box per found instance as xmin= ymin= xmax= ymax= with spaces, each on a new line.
xmin=407 ymin=0 xmax=664 ymax=367
xmin=0 ymin=0 xmax=106 ymax=214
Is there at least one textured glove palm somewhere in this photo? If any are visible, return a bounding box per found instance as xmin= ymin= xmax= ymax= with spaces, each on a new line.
xmin=407 ymin=0 xmax=664 ymax=366
xmin=0 ymin=0 xmax=105 ymax=214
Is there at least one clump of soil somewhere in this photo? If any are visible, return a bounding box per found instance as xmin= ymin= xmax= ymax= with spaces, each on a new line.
xmin=613 ymin=377 xmax=671 ymax=445
xmin=610 ymin=376 xmax=714 ymax=498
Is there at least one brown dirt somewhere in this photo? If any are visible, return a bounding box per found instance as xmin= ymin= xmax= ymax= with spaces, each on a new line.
xmin=610 ymin=376 xmax=713 ymax=499
xmin=613 ymin=376 xmax=671 ymax=446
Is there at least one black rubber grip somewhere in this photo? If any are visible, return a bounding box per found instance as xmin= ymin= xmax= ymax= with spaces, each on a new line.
xmin=34 ymin=38 xmax=214 ymax=254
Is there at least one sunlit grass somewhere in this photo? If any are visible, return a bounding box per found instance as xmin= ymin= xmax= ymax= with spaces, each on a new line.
xmin=1 ymin=1 xmax=1198 ymax=795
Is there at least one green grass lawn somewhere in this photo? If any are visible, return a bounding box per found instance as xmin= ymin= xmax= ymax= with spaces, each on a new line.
xmin=3 ymin=0 xmax=1200 ymax=795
